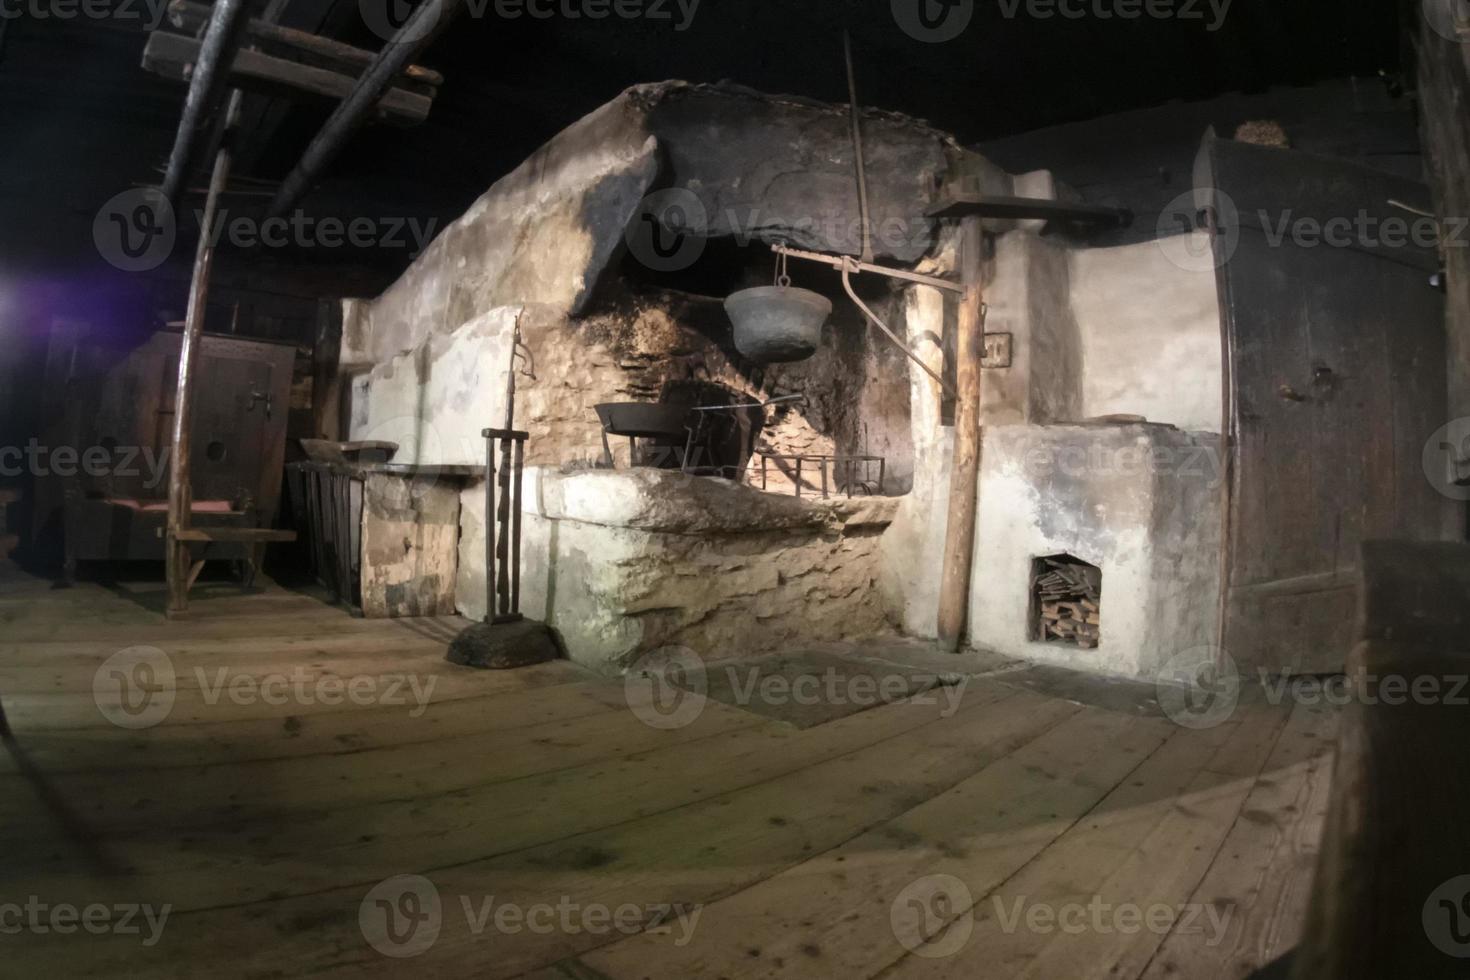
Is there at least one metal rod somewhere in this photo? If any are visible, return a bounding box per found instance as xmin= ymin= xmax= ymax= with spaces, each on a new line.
xmin=772 ymin=243 xmax=964 ymax=293
xmin=840 ymin=258 xmax=959 ymax=398
xmin=160 ymin=0 xmax=250 ymax=210
xmin=484 ymin=432 xmax=495 ymax=624
xmin=843 ymin=30 xmax=874 ymax=265
xmin=268 ymin=0 xmax=460 ymax=218
xmin=511 ymin=438 xmax=524 ymax=616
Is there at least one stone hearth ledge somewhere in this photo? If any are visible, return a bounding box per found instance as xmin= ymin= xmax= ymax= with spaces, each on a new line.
xmin=456 ymin=468 xmax=899 ymax=673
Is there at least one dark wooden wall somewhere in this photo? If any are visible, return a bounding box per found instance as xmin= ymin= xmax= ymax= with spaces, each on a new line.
xmin=1417 ymin=14 xmax=1470 ymax=420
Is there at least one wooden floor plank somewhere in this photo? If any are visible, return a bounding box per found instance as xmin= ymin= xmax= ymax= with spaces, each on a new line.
xmin=0 ymin=670 xmax=609 ymax=774
xmin=4 ymin=686 xmax=1024 ymax=914
xmin=0 ymin=565 xmax=1339 ymax=980
xmin=881 ymin=699 xmax=1301 ymax=979
xmin=577 ymin=705 xmax=1176 ymax=980
xmin=1138 ymin=700 xmax=1338 ymax=980
xmin=10 ymin=684 xmax=1079 ymax=977
xmin=0 ymin=691 xmax=761 ymax=839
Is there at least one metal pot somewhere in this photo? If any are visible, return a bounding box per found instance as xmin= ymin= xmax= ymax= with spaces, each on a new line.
xmin=725 ymin=286 xmax=832 ymax=364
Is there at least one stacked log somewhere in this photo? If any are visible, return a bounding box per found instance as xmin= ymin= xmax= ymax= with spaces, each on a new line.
xmin=1035 ymin=559 xmax=1101 ymax=648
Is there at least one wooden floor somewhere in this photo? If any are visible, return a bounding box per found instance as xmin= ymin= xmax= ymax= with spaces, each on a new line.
xmin=0 ymin=563 xmax=1338 ymax=979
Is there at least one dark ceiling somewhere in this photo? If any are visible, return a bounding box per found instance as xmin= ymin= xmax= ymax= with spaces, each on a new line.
xmin=0 ymin=0 xmax=1413 ymax=281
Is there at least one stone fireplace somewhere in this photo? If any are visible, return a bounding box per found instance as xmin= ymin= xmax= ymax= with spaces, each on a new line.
xmin=967 ymin=424 xmax=1222 ymax=681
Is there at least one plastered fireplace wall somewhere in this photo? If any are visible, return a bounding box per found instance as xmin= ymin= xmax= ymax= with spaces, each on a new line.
xmin=968 ymin=424 xmax=1224 ymax=680
xmin=880 ymin=228 xmax=1225 ymax=677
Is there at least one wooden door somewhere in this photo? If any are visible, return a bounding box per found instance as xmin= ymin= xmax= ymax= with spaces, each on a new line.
xmin=1205 ymin=138 xmax=1458 ymax=675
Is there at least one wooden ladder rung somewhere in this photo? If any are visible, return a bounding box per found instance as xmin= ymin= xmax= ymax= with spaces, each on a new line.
xmin=174 ymin=528 xmax=297 ymax=543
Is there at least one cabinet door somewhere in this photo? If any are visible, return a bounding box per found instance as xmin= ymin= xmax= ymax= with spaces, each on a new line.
xmin=190 ymin=354 xmax=274 ymax=509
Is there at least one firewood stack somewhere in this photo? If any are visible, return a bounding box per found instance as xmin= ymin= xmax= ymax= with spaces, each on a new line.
xmin=1035 ymin=559 xmax=1102 ymax=648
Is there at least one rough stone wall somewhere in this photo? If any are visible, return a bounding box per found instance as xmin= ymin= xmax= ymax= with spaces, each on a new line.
xmin=359 ymin=473 xmax=459 ymax=618
xmin=349 ymin=292 xmax=916 ymax=491
xmin=457 ymin=469 xmax=897 ymax=672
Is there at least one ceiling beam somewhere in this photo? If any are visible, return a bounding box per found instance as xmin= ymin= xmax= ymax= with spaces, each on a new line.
xmin=267 ymin=0 xmax=461 ymax=218
xmin=158 ymin=0 xmax=251 ymax=209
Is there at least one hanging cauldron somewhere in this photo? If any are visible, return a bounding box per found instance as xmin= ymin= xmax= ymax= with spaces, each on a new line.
xmin=724 ymin=285 xmax=832 ymax=364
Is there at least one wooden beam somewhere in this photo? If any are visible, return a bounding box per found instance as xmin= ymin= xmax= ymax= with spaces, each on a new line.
xmin=166 ymin=92 xmax=244 ymax=619
xmin=143 ymin=31 xmax=432 ymax=126
xmin=157 ymin=0 xmax=250 ymax=209
xmin=267 ymin=0 xmax=459 ymax=217
xmin=167 ymin=0 xmax=445 ymax=90
xmin=926 ymin=194 xmax=1133 ymax=229
xmin=174 ymin=528 xmax=297 ymax=543
xmin=936 ymin=216 xmax=986 ymax=650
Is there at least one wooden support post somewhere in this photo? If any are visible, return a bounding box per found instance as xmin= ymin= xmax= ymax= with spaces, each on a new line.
xmin=311 ymin=298 xmax=343 ymax=441
xmin=936 ymin=216 xmax=986 ymax=650
xmin=165 ymin=91 xmax=243 ymax=619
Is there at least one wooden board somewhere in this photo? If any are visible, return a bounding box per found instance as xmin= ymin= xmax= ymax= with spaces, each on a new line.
xmin=1209 ymin=139 xmax=1457 ymax=675
xmin=0 ymin=564 xmax=1341 ymax=978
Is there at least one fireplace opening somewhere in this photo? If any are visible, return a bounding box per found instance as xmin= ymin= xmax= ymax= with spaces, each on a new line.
xmin=1030 ymin=554 xmax=1102 ymax=648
